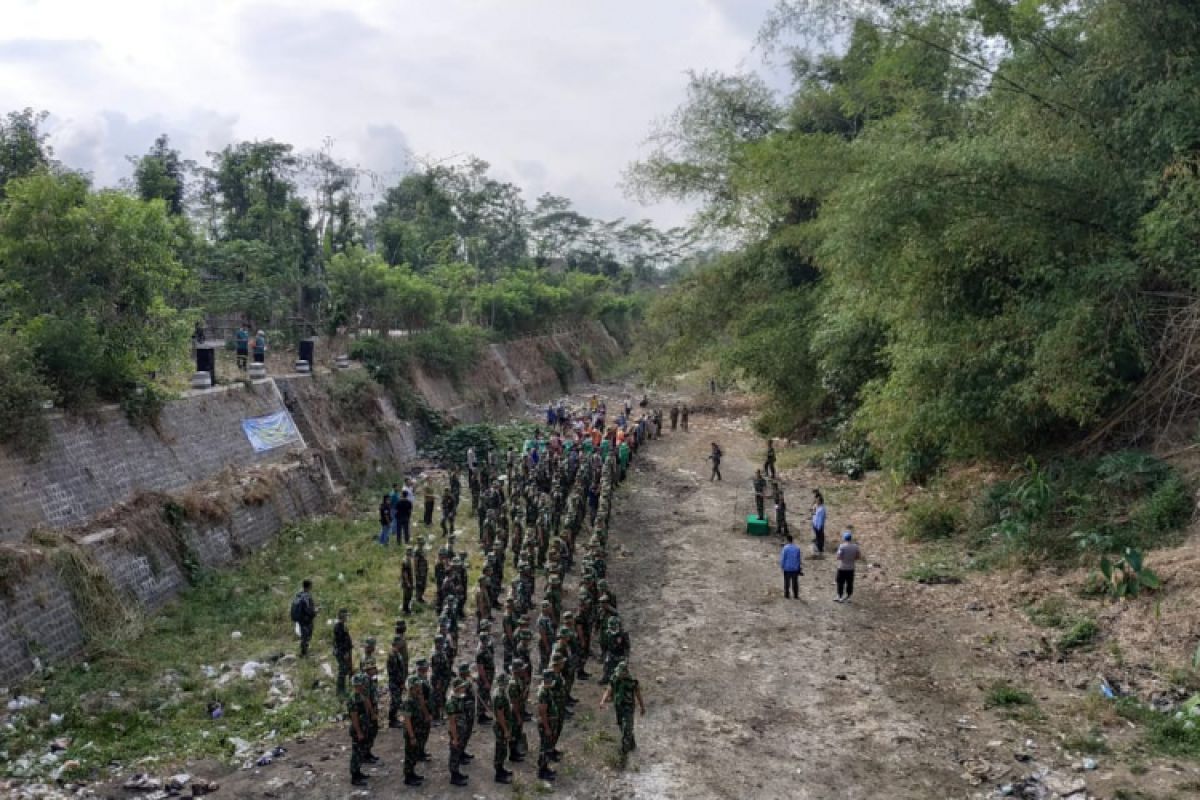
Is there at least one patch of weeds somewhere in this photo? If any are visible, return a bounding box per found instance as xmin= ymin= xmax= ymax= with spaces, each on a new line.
xmin=903 ymin=544 xmax=964 ymax=584
xmin=1058 ymin=619 xmax=1099 ymax=652
xmin=1116 ymin=697 xmax=1200 ymax=760
xmin=985 ymin=681 xmax=1035 ymax=709
xmin=1026 ymin=596 xmax=1072 ymax=628
xmin=899 ymin=496 xmax=963 ymax=542
xmin=1063 ymin=729 xmax=1110 ymax=755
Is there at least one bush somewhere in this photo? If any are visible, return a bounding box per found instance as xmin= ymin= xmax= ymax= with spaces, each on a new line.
xmin=546 ymin=349 xmax=573 ymax=393
xmin=972 ymin=452 xmax=1192 ymax=566
xmin=327 ymin=370 xmax=380 ymax=422
xmin=428 ymin=422 xmax=536 ymax=468
xmin=1058 ymin=618 xmax=1099 ymax=652
xmin=984 ymin=681 xmax=1035 ymax=708
xmin=899 ymin=497 xmax=963 ymax=542
xmin=0 ymin=330 xmax=53 ymax=458
xmin=820 ymin=429 xmax=878 ymax=479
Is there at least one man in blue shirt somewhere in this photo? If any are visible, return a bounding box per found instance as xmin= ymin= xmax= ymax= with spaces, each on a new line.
xmin=780 ymin=534 xmax=803 ymax=599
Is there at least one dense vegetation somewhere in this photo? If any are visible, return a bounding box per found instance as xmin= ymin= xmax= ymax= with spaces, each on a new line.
xmin=633 ymin=0 xmax=1200 ymax=481
xmin=0 ymin=111 xmax=691 ymax=454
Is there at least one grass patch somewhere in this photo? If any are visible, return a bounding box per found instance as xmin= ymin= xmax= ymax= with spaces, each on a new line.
xmin=1026 ymin=596 xmax=1072 ymax=628
xmin=985 ymin=681 xmax=1035 ymax=709
xmin=1116 ymin=698 xmax=1200 ymax=760
xmin=903 ymin=544 xmax=965 ymax=584
xmin=0 ymin=495 xmax=482 ymax=782
xmin=1063 ymin=729 xmax=1111 ymax=755
xmin=899 ymin=496 xmax=963 ymax=542
xmin=970 ymin=451 xmax=1192 ymax=568
xmin=1058 ymin=618 xmax=1100 ymax=652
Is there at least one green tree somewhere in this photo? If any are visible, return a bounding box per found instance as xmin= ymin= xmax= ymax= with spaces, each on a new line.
xmin=0 ymin=172 xmax=191 ymax=410
xmin=130 ymin=134 xmax=189 ymax=216
xmin=0 ymin=108 xmax=54 ymax=198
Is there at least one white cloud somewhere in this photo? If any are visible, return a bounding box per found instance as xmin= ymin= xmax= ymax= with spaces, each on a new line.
xmin=0 ymin=0 xmax=780 ymax=227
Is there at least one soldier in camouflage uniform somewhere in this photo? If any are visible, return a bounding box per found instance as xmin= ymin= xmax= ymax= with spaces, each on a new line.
xmin=536 ymin=669 xmax=559 ymax=780
xmin=401 ymin=547 xmax=416 ymax=614
xmin=401 ymin=675 xmax=425 ymax=786
xmin=430 ymin=635 xmax=451 ymax=722
xmin=413 ymin=659 xmax=434 ymax=761
xmin=491 ymin=671 xmax=514 ymax=783
xmin=446 ymin=678 xmax=470 ymax=786
xmin=600 ymin=660 xmax=646 ymax=756
xmin=386 ymin=636 xmax=406 ymax=728
xmin=414 ymin=537 xmax=429 ymax=604
xmin=332 ymin=608 xmax=353 ymax=696
xmin=363 ymin=660 xmax=382 ymax=763
xmin=455 ymin=663 xmax=477 ymax=763
xmin=348 ymin=673 xmax=370 ymax=786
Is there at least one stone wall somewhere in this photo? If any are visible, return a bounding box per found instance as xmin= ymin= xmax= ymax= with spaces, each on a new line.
xmin=0 ymin=455 xmax=335 ymax=685
xmin=0 ymin=381 xmax=304 ymax=544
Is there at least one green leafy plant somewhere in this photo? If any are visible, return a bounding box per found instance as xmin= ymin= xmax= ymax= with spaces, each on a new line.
xmin=899 ymin=497 xmax=963 ymax=541
xmin=1058 ymin=619 xmax=1099 ymax=652
xmin=984 ymin=681 xmax=1034 ymax=709
xmin=1098 ymin=548 xmax=1162 ymax=599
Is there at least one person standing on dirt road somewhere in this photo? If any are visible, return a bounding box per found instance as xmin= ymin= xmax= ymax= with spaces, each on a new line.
xmin=708 ymin=442 xmax=723 ymax=481
xmin=764 ymin=438 xmax=777 ymax=479
xmin=333 ymin=608 xmax=353 ymax=696
xmin=377 ymin=494 xmax=392 ymax=545
xmin=670 ymin=404 xmax=679 ymax=431
xmin=600 ymin=660 xmax=645 ymax=756
xmin=753 ymin=469 xmax=767 ymax=520
xmin=811 ymin=490 xmax=827 ymax=557
xmin=422 ymin=476 xmax=437 ymax=527
xmin=774 ymin=481 xmax=790 ymax=536
xmin=401 ymin=547 xmax=416 ymax=614
xmin=292 ymin=579 xmax=317 ymax=656
xmin=780 ymin=534 xmax=803 ymax=598
xmin=681 ymin=405 xmax=690 ymax=431
xmin=835 ymin=529 xmax=862 ymax=603
xmin=348 ymin=674 xmax=371 ymax=786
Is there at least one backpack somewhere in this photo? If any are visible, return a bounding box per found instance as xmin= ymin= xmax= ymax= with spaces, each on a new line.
xmin=289 ymin=592 xmax=305 ymax=623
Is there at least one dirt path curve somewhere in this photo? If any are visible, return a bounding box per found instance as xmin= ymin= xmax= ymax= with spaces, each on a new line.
xmin=163 ymin=394 xmax=1011 ymax=800
xmin=600 ymin=407 xmax=978 ymax=800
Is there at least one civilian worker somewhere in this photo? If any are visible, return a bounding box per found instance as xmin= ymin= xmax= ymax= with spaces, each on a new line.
xmin=780 ymin=535 xmax=803 ymax=599
xmin=835 ymin=529 xmax=861 ymax=604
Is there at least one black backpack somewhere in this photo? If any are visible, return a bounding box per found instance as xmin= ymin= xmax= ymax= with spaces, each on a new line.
xmin=289 ymin=592 xmax=305 ymax=623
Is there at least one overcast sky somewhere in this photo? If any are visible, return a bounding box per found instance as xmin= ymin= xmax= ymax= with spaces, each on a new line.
xmin=0 ymin=0 xmax=783 ymax=228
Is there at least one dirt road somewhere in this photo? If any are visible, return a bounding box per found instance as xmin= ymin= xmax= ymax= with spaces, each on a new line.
xmin=107 ymin=392 xmax=1190 ymax=800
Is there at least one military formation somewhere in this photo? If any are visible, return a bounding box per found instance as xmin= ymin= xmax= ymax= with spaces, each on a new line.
xmin=334 ymin=397 xmax=659 ymax=788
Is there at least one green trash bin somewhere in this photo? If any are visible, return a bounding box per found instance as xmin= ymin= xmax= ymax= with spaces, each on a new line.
xmin=746 ymin=515 xmax=770 ymax=536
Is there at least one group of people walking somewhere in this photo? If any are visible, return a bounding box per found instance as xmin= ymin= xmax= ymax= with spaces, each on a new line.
xmin=317 ymin=396 xmax=659 ymax=788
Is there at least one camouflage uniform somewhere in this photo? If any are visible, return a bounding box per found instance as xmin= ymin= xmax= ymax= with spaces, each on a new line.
xmin=332 ymin=610 xmax=353 ymax=696
xmin=347 ymin=674 xmax=370 ymax=785
xmin=610 ymin=661 xmax=641 ymax=754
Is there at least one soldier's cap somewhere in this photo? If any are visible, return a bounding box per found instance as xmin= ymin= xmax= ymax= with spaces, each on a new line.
xmin=405 ymin=546 xmax=414 ymax=554
xmin=434 ymin=633 xmax=445 ymax=643
xmin=480 ymin=632 xmax=492 ymax=641
xmin=607 ymin=617 xmax=621 ymax=630
xmin=406 ymin=675 xmax=422 ymax=687
xmin=415 ymin=658 xmax=429 ymax=669
xmin=504 ymin=597 xmax=515 ymax=605
xmin=365 ymin=636 xmax=377 ymax=646
xmin=551 ymin=653 xmax=566 ymax=665
xmin=457 ymin=663 xmax=471 ymax=675
xmin=416 ymin=535 xmax=426 ymax=543
xmin=597 ymin=579 xmax=609 ymax=587
xmin=541 ymin=670 xmax=555 ymax=681
xmin=451 ymin=556 xmax=463 ymax=566
xmin=614 ymin=660 xmax=629 ymax=674
xmin=338 ymin=608 xmax=349 ymax=616
xmin=557 ymin=627 xmax=571 ymax=637
xmin=518 ymin=615 xmax=530 ymax=624
xmin=352 ymin=674 xmax=367 ymax=687
xmin=364 ymin=660 xmax=378 ymax=672
xmin=540 ymin=599 xmax=551 ymax=607
xmin=562 ymin=611 xmax=575 ymax=620
xmin=479 ymin=619 xmax=492 ymax=628
xmin=517 ymin=629 xmax=532 ymax=639
xmin=395 ymin=621 xmax=407 ymax=632
xmin=512 ymin=658 xmax=526 ymax=669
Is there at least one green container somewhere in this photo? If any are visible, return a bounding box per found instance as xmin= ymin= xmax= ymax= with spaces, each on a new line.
xmin=746 ymin=515 xmax=770 ymax=536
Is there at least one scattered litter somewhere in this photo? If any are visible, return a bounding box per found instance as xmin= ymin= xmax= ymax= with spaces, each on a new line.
xmin=49 ymin=738 xmax=70 ymax=752
xmin=229 ymin=737 xmax=253 ymax=758
xmin=200 ymin=665 xmax=218 ymax=679
xmin=240 ymin=661 xmax=264 ymax=680
xmin=207 ymin=701 xmax=223 ymax=720
xmin=1081 ymin=758 xmax=1097 ymax=771
xmin=6 ymin=696 xmax=39 ymax=711
xmin=167 ymin=773 xmax=191 ymax=790
xmin=48 ymin=713 xmax=63 ymax=726
xmin=231 ymin=631 xmax=243 ymax=640
xmin=123 ymin=773 xmax=163 ymax=791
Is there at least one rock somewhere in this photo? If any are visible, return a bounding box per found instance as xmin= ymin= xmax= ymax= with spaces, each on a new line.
xmin=123 ymin=773 xmax=163 ymax=791
xmin=1043 ymin=772 xmax=1085 ymax=796
xmin=191 ymin=779 xmax=219 ymax=796
xmin=48 ymin=713 xmax=63 ymax=726
xmin=167 ymin=773 xmax=191 ymax=790
xmin=1081 ymin=758 xmax=1097 ymax=771
xmin=231 ymin=631 xmax=243 ymax=640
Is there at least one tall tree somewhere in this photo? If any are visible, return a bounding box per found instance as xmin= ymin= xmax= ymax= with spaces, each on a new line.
xmin=130 ymin=134 xmax=189 ymax=216
xmin=0 ymin=108 xmax=54 ymax=199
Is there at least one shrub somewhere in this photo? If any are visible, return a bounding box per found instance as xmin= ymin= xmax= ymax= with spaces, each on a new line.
xmin=546 ymin=349 xmax=573 ymax=393
xmin=821 ymin=429 xmax=878 ymax=479
xmin=327 ymin=370 xmax=380 ymax=422
xmin=0 ymin=330 xmax=53 ymax=458
xmin=1058 ymin=618 xmax=1099 ymax=652
xmin=984 ymin=681 xmax=1034 ymax=708
xmin=899 ymin=497 xmax=963 ymax=542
